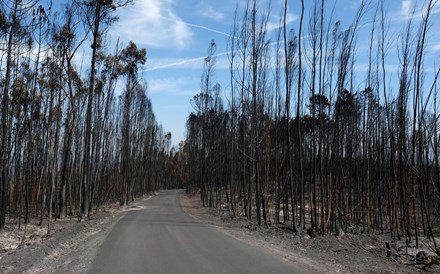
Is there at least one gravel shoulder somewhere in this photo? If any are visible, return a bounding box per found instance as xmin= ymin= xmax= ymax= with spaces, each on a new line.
xmin=180 ymin=192 xmax=439 ymax=274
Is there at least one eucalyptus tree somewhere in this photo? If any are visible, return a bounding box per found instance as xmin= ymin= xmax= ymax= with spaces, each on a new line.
xmin=76 ymin=0 xmax=132 ymax=219
xmin=119 ymin=41 xmax=146 ymax=205
xmin=296 ymin=0 xmax=306 ymax=229
xmin=227 ymin=5 xmax=238 ymax=216
xmin=248 ymin=0 xmax=271 ymax=227
xmin=16 ymin=4 xmax=50 ymax=227
xmin=82 ymin=47 xmax=118 ymax=209
xmin=189 ymin=40 xmax=217 ymax=206
xmin=283 ymin=0 xmax=298 ymax=232
xmin=236 ymin=0 xmax=251 ymax=217
xmin=273 ymin=12 xmax=284 ymax=225
xmin=410 ymin=0 xmax=437 ymax=248
xmin=50 ymin=1 xmax=89 ymax=219
xmin=394 ymin=10 xmax=415 ymax=242
xmin=0 ymin=0 xmax=39 ymax=230
xmin=306 ymin=0 xmax=320 ymax=233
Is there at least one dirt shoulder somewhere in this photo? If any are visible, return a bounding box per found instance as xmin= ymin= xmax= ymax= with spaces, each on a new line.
xmin=180 ymin=193 xmax=438 ymax=274
xmin=0 ymin=193 xmax=157 ymax=274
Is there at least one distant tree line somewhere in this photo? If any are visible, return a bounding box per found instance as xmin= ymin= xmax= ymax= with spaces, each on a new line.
xmin=182 ymin=0 xmax=440 ymax=252
xmin=0 ymin=0 xmax=173 ymax=231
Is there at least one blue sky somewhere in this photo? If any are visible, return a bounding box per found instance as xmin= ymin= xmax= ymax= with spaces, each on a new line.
xmin=103 ymin=0 xmax=440 ymax=146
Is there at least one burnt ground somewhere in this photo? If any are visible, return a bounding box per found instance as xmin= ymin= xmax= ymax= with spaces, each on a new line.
xmin=180 ymin=193 xmax=440 ymax=274
xmin=0 ymin=194 xmax=157 ymax=274
xmin=0 ymin=190 xmax=438 ymax=274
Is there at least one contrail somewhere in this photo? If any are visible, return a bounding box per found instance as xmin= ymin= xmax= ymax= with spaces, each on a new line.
xmin=143 ymin=57 xmax=206 ymax=72
xmin=143 ymin=19 xmax=377 ymax=73
xmin=160 ymin=16 xmax=238 ymax=40
xmin=142 ymin=14 xmax=234 ymax=72
xmin=143 ymin=52 xmax=228 ymax=72
xmin=184 ymin=22 xmax=237 ymax=39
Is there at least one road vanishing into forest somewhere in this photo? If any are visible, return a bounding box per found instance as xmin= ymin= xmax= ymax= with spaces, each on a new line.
xmin=87 ymin=190 xmax=307 ymax=274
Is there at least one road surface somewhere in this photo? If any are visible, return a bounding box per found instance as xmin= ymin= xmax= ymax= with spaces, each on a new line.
xmin=88 ymin=190 xmax=307 ymax=274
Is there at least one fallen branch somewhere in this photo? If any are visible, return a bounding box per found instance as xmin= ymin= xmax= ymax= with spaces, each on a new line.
xmin=411 ymin=251 xmax=440 ymax=270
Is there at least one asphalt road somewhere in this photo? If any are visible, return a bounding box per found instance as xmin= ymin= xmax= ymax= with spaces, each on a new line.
xmin=88 ymin=190 xmax=307 ymax=274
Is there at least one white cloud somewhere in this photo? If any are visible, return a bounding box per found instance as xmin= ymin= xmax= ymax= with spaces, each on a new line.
xmin=401 ymin=0 xmax=412 ymax=19
xmin=113 ymin=0 xmax=193 ymax=50
xmin=349 ymin=0 xmax=364 ymax=11
xmin=397 ymin=0 xmax=440 ymax=21
xmin=266 ymin=12 xmax=298 ymax=32
xmin=354 ymin=63 xmax=400 ymax=73
xmin=388 ymin=0 xmax=440 ymax=24
xmin=148 ymin=77 xmax=198 ymax=95
xmin=430 ymin=43 xmax=440 ymax=53
xmin=434 ymin=4 xmax=440 ymax=15
xmin=200 ymin=6 xmax=224 ymax=22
